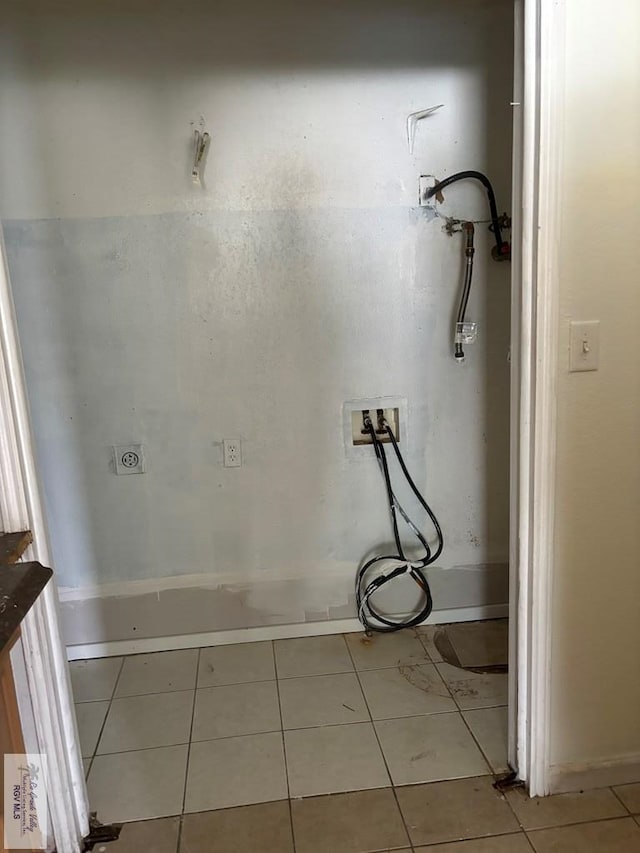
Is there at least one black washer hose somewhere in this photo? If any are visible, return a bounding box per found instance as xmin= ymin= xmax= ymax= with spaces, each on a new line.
xmin=355 ymin=417 xmax=443 ymax=634
xmin=426 ymin=170 xmax=510 ymax=259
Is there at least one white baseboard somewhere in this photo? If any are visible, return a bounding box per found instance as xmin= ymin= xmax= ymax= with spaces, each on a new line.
xmin=66 ymin=602 xmax=508 ymax=660
xmin=549 ymin=754 xmax=640 ymax=794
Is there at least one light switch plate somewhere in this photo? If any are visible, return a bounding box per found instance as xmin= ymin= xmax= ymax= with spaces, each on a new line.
xmin=569 ymin=320 xmax=600 ymax=372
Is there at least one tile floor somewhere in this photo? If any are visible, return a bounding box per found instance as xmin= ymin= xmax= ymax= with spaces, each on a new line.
xmin=70 ymin=624 xmax=640 ymax=852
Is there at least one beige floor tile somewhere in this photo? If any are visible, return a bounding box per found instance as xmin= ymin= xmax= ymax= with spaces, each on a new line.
xmin=436 ymin=662 xmax=508 ymax=710
xmin=197 ymin=641 xmax=275 ymax=687
xmin=284 ymin=722 xmax=389 ymax=797
xmin=115 ymin=649 xmax=198 ymax=697
xmin=291 ymin=787 xmax=409 ymax=853
xmin=445 ymin=619 xmax=509 ymax=667
xmin=463 ymin=706 xmax=509 ymax=772
xmin=97 ymin=690 xmax=194 ymax=754
xmin=275 ymin=635 xmax=353 ymax=679
xmin=181 ymin=801 xmax=294 ymax=853
xmin=414 ymin=835 xmax=532 ymax=852
xmin=345 ymin=630 xmax=431 ymax=670
xmin=87 ymin=745 xmax=188 ymax=823
xmin=75 ymin=701 xmax=109 ymax=757
xmin=192 ymin=681 xmax=281 ymax=740
xmin=528 ymin=817 xmax=640 ymax=852
xmin=359 ymin=664 xmax=455 ymax=720
xmin=279 ymin=673 xmax=369 ymax=729
xmin=417 ymin=625 xmax=443 ymax=662
xmin=83 ymin=758 xmax=91 ymax=776
xmin=70 ymin=657 xmax=122 ymax=702
xmin=506 ymin=786 xmax=626 ymax=830
xmin=107 ymin=816 xmax=180 ymax=853
xmin=184 ymin=732 xmax=287 ymax=812
xmin=614 ymin=782 xmax=640 ymax=814
xmin=375 ymin=713 xmax=489 ymax=785
xmin=397 ymin=776 xmax=518 ymax=846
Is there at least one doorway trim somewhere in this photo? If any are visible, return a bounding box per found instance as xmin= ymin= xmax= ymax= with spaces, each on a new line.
xmin=511 ymin=0 xmax=564 ymax=797
xmin=0 ymin=234 xmax=89 ymax=852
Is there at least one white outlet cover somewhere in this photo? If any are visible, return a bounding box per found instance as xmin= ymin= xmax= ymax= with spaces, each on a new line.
xmin=223 ymin=439 xmax=242 ymax=468
xmin=343 ymin=397 xmax=408 ymax=459
xmin=113 ymin=444 xmax=146 ymax=475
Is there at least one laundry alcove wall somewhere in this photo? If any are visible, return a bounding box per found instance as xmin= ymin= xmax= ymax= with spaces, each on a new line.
xmin=0 ymin=0 xmax=514 ymax=650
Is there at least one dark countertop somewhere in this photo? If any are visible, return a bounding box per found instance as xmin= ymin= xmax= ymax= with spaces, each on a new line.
xmin=0 ymin=561 xmax=52 ymax=652
xmin=0 ymin=531 xmax=33 ymax=565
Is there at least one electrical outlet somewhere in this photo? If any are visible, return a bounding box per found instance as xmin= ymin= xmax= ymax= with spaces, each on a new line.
xmin=113 ymin=444 xmax=145 ymax=475
xmin=223 ymin=439 xmax=242 ymax=468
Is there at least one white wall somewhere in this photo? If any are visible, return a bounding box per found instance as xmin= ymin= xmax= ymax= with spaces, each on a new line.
xmin=549 ymin=0 xmax=640 ymax=786
xmin=0 ymin=0 xmax=513 ymax=644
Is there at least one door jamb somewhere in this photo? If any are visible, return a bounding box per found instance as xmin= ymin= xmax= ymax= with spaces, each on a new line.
xmin=512 ymin=0 xmax=564 ymax=796
xmin=0 ymin=232 xmax=89 ymax=852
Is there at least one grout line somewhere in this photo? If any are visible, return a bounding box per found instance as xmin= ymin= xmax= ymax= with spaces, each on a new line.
xmin=522 ymin=828 xmax=538 ymax=852
xmin=271 ymin=642 xmax=297 ymax=853
xmin=75 ymin=697 xmax=119 ymax=705
xmin=110 ymin=654 xmax=127 ymax=697
xmin=434 ymin=663 xmax=509 ymax=716
xmin=273 ymin=637 xmax=282 ymax=680
xmin=197 ymin=676 xmax=276 ymax=688
xmin=92 ymin=742 xmax=196 ymax=758
xmin=179 ymin=648 xmax=201 ymax=818
xmin=175 ymin=649 xmax=202 ymax=853
xmin=88 ymin=655 xmax=126 ymax=764
xmin=460 ymin=702 xmax=510 ymax=712
xmin=342 ymin=634 xmax=409 ymax=847
xmin=505 ymin=789 xmax=640 ymax=836
xmin=85 ymin=659 xmax=510 ymax=697
xmin=415 ymin=626 xmax=442 ymax=663
xmin=271 ymin=641 xmax=288 ymax=794
xmin=522 ymin=813 xmax=640 ymax=848
xmin=90 ymin=708 xmax=494 ymax=755
xmin=610 ymin=784 xmax=635 ymax=816
xmin=174 ymin=815 xmax=183 ymax=853
xmin=108 ymin=687 xmax=198 ymax=701
xmin=457 ymin=705 xmax=496 ymax=779
xmin=277 ymin=668 xmax=355 ymax=680
xmin=502 ymin=782 xmax=526 ymax=830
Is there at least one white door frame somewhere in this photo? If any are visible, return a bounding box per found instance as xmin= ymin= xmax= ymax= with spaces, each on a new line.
xmin=0 ymin=1 xmax=563 ymax=841
xmin=0 ymin=233 xmax=89 ymax=852
xmin=511 ymin=0 xmax=564 ymax=797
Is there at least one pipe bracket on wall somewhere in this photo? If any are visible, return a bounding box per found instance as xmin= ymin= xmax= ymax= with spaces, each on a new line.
xmin=406 ymin=104 xmax=443 ymax=155
xmin=191 ymin=129 xmax=211 ymax=186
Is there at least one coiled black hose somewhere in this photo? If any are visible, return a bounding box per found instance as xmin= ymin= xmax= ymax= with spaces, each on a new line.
xmin=355 ymin=416 xmax=443 ymax=634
